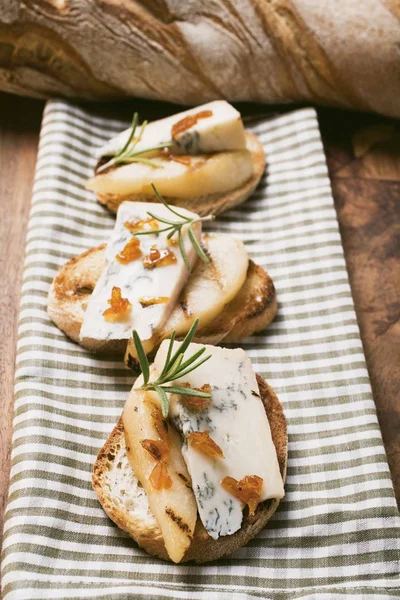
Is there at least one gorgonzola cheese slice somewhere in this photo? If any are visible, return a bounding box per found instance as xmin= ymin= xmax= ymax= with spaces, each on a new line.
xmin=153 ymin=343 xmax=285 ymax=540
xmin=79 ymin=202 xmax=200 ymax=344
xmin=98 ymin=101 xmax=246 ymax=158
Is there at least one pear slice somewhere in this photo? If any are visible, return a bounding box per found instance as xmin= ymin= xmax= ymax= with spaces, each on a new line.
xmin=125 ymin=233 xmax=249 ymax=362
xmin=123 ymin=387 xmax=197 ymax=563
xmin=86 ymin=149 xmax=253 ymax=199
xmin=164 ymin=233 xmax=249 ymax=336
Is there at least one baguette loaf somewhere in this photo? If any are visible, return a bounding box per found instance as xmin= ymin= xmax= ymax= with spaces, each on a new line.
xmin=2 ymin=2 xmax=400 ymax=119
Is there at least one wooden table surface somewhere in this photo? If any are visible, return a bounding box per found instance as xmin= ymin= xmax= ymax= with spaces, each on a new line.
xmin=1 ymin=94 xmax=399 ymax=552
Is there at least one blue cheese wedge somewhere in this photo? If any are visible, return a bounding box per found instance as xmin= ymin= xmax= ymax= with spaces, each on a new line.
xmin=79 ymin=202 xmax=200 ymax=345
xmin=98 ymin=100 xmax=246 ymax=159
xmin=153 ymin=343 xmax=285 ymax=540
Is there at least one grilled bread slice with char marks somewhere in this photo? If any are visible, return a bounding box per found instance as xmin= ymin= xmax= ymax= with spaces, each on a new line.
xmin=92 ymin=375 xmax=287 ymax=563
xmin=92 ymin=132 xmax=265 ymax=217
xmin=48 ymin=234 xmax=277 ymax=356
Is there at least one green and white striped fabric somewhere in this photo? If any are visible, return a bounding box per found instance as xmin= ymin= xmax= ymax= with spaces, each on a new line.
xmin=2 ymin=101 xmax=399 ymax=600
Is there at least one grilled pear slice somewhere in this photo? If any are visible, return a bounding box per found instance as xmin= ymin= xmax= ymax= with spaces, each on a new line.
xmin=125 ymin=233 xmax=249 ymax=362
xmin=123 ymin=386 xmax=197 ymax=563
xmin=86 ymin=149 xmax=253 ymax=199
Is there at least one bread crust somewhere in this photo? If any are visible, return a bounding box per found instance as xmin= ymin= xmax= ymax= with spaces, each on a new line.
xmin=198 ymin=261 xmax=277 ymax=345
xmin=48 ymin=245 xmax=277 ymax=354
xmin=47 ymin=244 xmax=126 ymax=353
xmin=95 ymin=132 xmax=265 ymax=217
xmin=92 ymin=374 xmax=287 ymax=563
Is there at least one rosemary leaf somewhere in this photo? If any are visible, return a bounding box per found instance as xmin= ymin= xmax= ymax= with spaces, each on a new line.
xmin=133 ymin=318 xmax=211 ymax=418
xmin=163 ymin=352 xmax=184 ymax=381
xmin=122 ymin=157 xmax=163 ymax=168
xmin=133 ymin=227 xmax=171 ymax=236
xmin=174 ymin=347 xmax=206 ymax=372
xmin=146 ymin=212 xmax=181 ymax=227
xmin=167 ymin=354 xmax=211 ymax=381
xmin=188 ymin=225 xmax=210 ymax=264
xmin=132 ymin=330 xmax=150 ymax=385
xmin=153 ymin=383 xmax=170 ymax=418
xmin=160 ymin=331 xmax=176 ymax=379
xmin=162 ymin=204 xmax=191 ymax=221
xmin=126 ymin=142 xmax=174 ymax=158
xmin=161 ymin=385 xmax=211 ymax=398
xmin=150 ymin=184 xmax=190 ymax=221
xmin=168 ymin=318 xmax=199 ymax=367
xmin=178 ymin=228 xmax=191 ymax=271
xmin=97 ymin=114 xmax=173 ymax=173
xmin=133 ymin=185 xmax=212 ymax=270
xmin=119 ymin=112 xmax=139 ymax=156
xmin=132 ymin=119 xmax=148 ymax=150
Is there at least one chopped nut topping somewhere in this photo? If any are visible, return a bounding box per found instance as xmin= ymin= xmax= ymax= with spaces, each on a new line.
xmin=124 ymin=217 xmax=159 ymax=233
xmin=139 ymin=296 xmax=169 ymax=307
xmin=140 ymin=439 xmax=169 ymax=462
xmin=143 ymin=246 xmax=177 ymax=269
xmin=115 ymin=237 xmax=141 ymax=264
xmin=102 ymin=286 xmax=132 ymax=322
xmin=150 ymin=460 xmax=173 ymax=490
xmin=141 ymin=431 xmax=172 ymax=491
xmin=221 ymin=475 xmax=263 ymax=516
xmin=179 ymin=383 xmax=212 ymax=412
xmin=172 ymin=110 xmax=213 ymax=138
xmin=187 ymin=430 xmax=224 ymax=458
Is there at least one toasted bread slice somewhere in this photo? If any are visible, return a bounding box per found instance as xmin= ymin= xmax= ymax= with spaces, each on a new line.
xmin=95 ymin=132 xmax=265 ymax=217
xmin=92 ymin=374 xmax=287 ymax=563
xmin=48 ymin=244 xmax=277 ymax=355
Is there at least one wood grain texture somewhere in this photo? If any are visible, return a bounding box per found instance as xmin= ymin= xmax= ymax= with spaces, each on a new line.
xmin=318 ymin=109 xmax=400 ymax=503
xmin=0 ymin=1 xmax=400 ymax=117
xmin=0 ymin=93 xmax=43 ymax=548
xmin=0 ymin=97 xmax=399 ymax=561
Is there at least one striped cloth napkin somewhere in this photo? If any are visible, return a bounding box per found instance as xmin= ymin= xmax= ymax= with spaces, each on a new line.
xmin=1 ymin=102 xmax=399 ymax=600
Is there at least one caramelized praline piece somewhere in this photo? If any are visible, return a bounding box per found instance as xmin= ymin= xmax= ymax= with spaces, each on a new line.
xmin=221 ymin=475 xmax=263 ymax=516
xmin=139 ymin=296 xmax=169 ymax=307
xmin=172 ymin=110 xmax=213 ymax=137
xmin=102 ymin=286 xmax=132 ymax=322
xmin=115 ymin=237 xmax=141 ymax=264
xmin=179 ymin=383 xmax=212 ymax=412
xmin=187 ymin=430 xmax=224 ymax=459
xmin=124 ymin=217 xmax=159 ymax=233
xmin=141 ymin=438 xmax=172 ymax=491
xmin=143 ymin=246 xmax=177 ymax=269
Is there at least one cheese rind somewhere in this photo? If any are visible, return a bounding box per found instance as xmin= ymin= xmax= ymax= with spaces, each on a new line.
xmin=98 ymin=101 xmax=246 ymax=159
xmin=80 ymin=202 xmax=200 ymax=344
xmin=153 ymin=343 xmax=285 ymax=540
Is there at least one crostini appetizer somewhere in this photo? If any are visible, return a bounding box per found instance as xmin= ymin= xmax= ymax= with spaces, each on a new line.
xmin=86 ymin=101 xmax=265 ymax=216
xmin=48 ymin=193 xmax=277 ymax=358
xmin=92 ymin=324 xmax=287 ymax=563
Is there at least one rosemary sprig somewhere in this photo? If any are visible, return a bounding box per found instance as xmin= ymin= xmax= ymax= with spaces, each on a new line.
xmin=132 ymin=318 xmax=211 ymax=417
xmin=134 ymin=183 xmax=212 ymax=270
xmin=97 ymin=113 xmax=173 ymax=174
